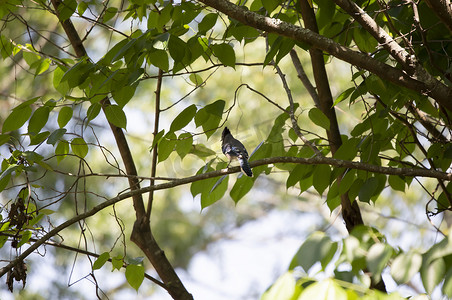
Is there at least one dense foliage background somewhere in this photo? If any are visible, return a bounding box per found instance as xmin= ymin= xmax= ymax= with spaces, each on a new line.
xmin=1 ymin=0 xmax=452 ymax=298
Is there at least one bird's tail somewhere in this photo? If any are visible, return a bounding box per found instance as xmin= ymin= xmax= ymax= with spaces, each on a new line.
xmin=238 ymin=157 xmax=253 ymax=177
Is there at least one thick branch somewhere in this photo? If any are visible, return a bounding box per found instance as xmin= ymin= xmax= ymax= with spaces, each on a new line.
xmin=333 ymin=0 xmax=412 ymax=71
xmin=1 ymin=155 xmax=450 ymax=277
xmin=298 ymin=0 xmax=365 ymax=240
xmin=196 ymin=0 xmax=452 ymax=111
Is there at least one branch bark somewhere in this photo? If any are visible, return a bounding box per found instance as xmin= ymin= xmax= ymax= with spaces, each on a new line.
xmin=196 ymin=0 xmax=452 ymax=112
xmin=2 ymin=155 xmax=450 ymax=278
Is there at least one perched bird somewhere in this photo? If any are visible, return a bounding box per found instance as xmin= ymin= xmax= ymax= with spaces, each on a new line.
xmin=221 ymin=127 xmax=253 ymax=177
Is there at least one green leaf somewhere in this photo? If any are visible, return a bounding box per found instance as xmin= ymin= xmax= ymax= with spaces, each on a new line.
xmin=191 ymin=164 xmax=214 ymax=197
xmin=112 ymin=84 xmax=137 ymax=108
xmin=299 ymin=279 xmax=347 ymax=300
xmin=275 ymin=38 xmax=295 ymax=65
xmin=388 ymin=175 xmax=405 ymax=192
xmin=29 ymin=131 xmax=50 ymax=146
xmin=421 ymin=258 xmax=446 ymax=294
xmin=61 ymin=59 xmax=94 ymax=88
xmin=189 ymin=73 xmax=203 ymax=86
xmin=170 ymin=104 xmax=197 ymax=133
xmin=286 ymin=164 xmax=313 ymax=188
xmin=87 ymin=103 xmax=102 ymax=123
xmin=22 ymin=151 xmax=43 ymax=164
xmin=194 ymin=100 xmax=225 ymax=139
xmin=16 ymin=230 xmax=32 ymax=248
xmin=317 ymin=0 xmax=337 ymax=32
xmin=212 ymin=43 xmax=235 ymax=68
xmin=198 ymin=13 xmax=218 ymax=35
xmin=55 ymin=140 xmax=69 ymax=163
xmin=444 ymin=267 xmax=452 ymax=298
xmin=53 ymin=65 xmax=70 ymax=95
xmin=28 ymin=213 xmax=45 ymax=226
xmin=111 ymin=255 xmax=123 ymax=271
xmin=0 ymin=170 xmax=12 ymax=192
xmin=333 ymin=138 xmax=359 ymax=160
xmin=58 ymin=0 xmax=77 ymax=21
xmin=58 ymin=106 xmax=73 ymax=128
xmin=71 ymin=138 xmax=88 ymax=158
xmin=391 ymin=251 xmax=422 ymax=284
xmin=354 ymin=27 xmax=379 ymax=53
xmin=333 ymin=87 xmax=355 ymax=106
xmin=264 ymin=36 xmax=282 ymax=66
xmin=261 ymin=272 xmax=298 ymax=300
xmin=201 ymin=174 xmax=229 ymax=209
xmin=150 ymin=129 xmax=165 ymax=152
xmin=2 ymin=105 xmax=32 ymax=133
xmin=93 ymin=252 xmax=110 ymax=270
xmin=104 ymin=104 xmax=127 ymax=129
xmin=157 ymin=4 xmax=172 ymax=28
xmin=366 ymin=243 xmax=393 ymax=281
xmin=77 ymin=1 xmax=88 ymax=15
xmin=230 ymin=176 xmax=254 ymax=203
xmin=34 ymin=58 xmax=51 ymax=76
xmin=125 ymin=264 xmax=145 ymax=291
xmin=338 ymin=169 xmax=356 ymax=195
xmin=0 ymin=235 xmax=8 ymax=249
xmin=175 ymin=132 xmax=193 ymax=159
xmin=0 ymin=134 xmax=11 ymax=146
xmin=103 ymin=7 xmax=118 ymax=22
xmin=308 ymin=107 xmax=330 ymax=131
xmin=158 ymin=132 xmax=177 ymax=162
xmin=47 ymin=128 xmax=67 ymax=145
xmin=101 ymin=39 xmax=128 ymax=65
xmin=0 ymin=35 xmax=13 ymax=59
xmin=312 ymin=164 xmax=331 ymax=195
xmin=290 ymin=232 xmax=337 ymax=271
xmin=189 ymin=144 xmax=216 ymax=158
xmin=28 ymin=106 xmax=50 ymax=134
xmin=147 ymin=49 xmax=169 ymax=72
xmin=168 ymin=35 xmax=186 ymax=63
xmin=262 ymin=0 xmax=279 ymax=13
xmin=23 ymin=50 xmax=40 ymax=67
xmin=358 ymin=177 xmax=379 ymax=203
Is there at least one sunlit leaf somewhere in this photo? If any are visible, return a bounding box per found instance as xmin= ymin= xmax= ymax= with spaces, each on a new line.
xmin=93 ymin=252 xmax=110 ymax=270
xmin=2 ymin=105 xmax=32 ymax=133
xmin=104 ymin=104 xmax=127 ymax=129
xmin=391 ymin=251 xmax=422 ymax=284
xmin=308 ymin=107 xmax=330 ymax=131
xmin=28 ymin=106 xmax=50 ymax=134
xmin=58 ymin=106 xmax=73 ymax=128
xmin=125 ymin=264 xmax=144 ymax=291
xmin=71 ymin=138 xmax=89 ymax=158
xmin=170 ymin=104 xmax=197 ymax=133
xmin=366 ymin=243 xmax=393 ymax=281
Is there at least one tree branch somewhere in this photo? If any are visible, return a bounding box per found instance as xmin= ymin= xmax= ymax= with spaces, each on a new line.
xmin=289 ymin=49 xmax=320 ymax=107
xmin=195 ymin=0 xmax=452 ymax=111
xmin=1 ymin=155 xmax=450 ymax=277
xmin=0 ymin=233 xmax=167 ymax=289
xmin=298 ymin=0 xmax=366 ymax=243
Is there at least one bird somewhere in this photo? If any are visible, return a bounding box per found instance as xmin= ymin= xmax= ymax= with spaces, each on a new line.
xmin=221 ymin=127 xmax=253 ymax=177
